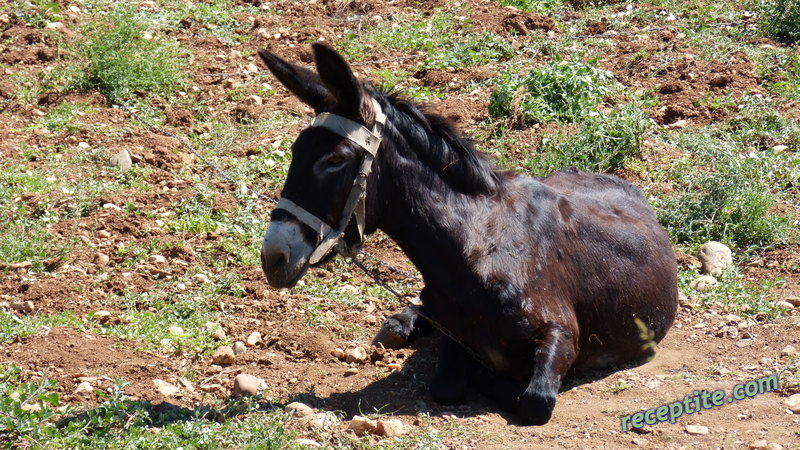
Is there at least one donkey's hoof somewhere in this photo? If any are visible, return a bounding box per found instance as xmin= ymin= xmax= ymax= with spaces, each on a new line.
xmin=371 ymin=319 xmax=408 ymax=349
xmin=516 ymin=392 xmax=556 ymax=426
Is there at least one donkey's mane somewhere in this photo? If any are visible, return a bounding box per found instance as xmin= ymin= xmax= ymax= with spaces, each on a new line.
xmin=375 ymin=88 xmax=502 ymax=196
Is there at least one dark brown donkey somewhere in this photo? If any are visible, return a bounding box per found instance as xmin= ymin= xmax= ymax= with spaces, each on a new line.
xmin=258 ymin=43 xmax=678 ymax=425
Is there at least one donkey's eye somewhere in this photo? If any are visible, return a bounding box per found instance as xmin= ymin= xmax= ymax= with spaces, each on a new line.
xmin=313 ymin=153 xmax=351 ymax=175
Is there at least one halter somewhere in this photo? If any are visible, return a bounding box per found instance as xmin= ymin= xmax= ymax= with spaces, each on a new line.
xmin=275 ymin=98 xmax=386 ymax=265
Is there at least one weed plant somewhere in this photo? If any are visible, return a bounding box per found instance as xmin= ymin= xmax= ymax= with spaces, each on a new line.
xmin=758 ymin=0 xmax=800 ymax=43
xmin=524 ymin=103 xmax=650 ymax=175
xmin=489 ymin=56 xmax=616 ymax=124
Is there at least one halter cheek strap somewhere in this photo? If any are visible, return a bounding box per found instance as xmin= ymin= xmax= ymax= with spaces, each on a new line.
xmin=275 ymin=98 xmax=386 ymax=265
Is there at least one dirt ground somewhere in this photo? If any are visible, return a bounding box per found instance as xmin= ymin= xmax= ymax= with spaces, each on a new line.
xmin=1 ymin=0 xmax=799 ymax=448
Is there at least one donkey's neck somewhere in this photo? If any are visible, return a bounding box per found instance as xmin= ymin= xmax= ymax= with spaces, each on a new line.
xmin=370 ymin=103 xmax=504 ymax=285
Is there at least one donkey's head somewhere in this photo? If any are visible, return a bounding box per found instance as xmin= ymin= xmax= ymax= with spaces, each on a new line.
xmin=258 ymin=43 xmax=384 ymax=288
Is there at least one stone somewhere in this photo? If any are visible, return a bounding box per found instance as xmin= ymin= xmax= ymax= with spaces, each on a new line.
xmin=94 ymin=310 xmax=112 ymax=324
xmin=331 ymin=348 xmax=345 ymax=360
xmin=149 ymin=255 xmax=166 ymax=264
xmin=785 ymin=297 xmax=800 ymax=307
xmin=308 ymin=412 xmax=339 ymax=430
xmin=344 ymin=368 xmax=359 ymax=377
xmin=341 ymin=284 xmax=359 ymax=296
xmin=168 ymin=326 xmax=184 ymax=336
xmin=21 ymin=403 xmax=41 ymax=413
xmin=246 ymin=63 xmax=259 ymax=73
xmin=233 ymin=341 xmax=247 ymax=355
xmin=74 ymin=381 xmax=94 ymax=395
xmin=766 ymin=444 xmax=783 ymax=450
xmin=375 ymin=418 xmax=406 ymax=437
xmin=697 ymin=241 xmax=733 ymax=276
xmin=233 ymin=373 xmax=265 ymax=398
xmin=690 ymin=275 xmax=718 ymax=292
xmin=212 ymin=328 xmax=226 ymax=340
xmin=772 ymin=144 xmax=789 ymax=152
xmin=387 ymin=363 xmax=402 ymax=372
xmin=11 ymin=301 xmax=34 ymax=314
xmin=97 ymin=230 xmax=111 ymax=239
xmin=717 ymin=325 xmax=738 ymax=339
xmin=749 ymin=441 xmax=768 ymax=450
xmin=684 ymin=424 xmax=708 ymax=435
xmin=93 ymin=253 xmax=110 ymax=266
xmin=781 ymin=345 xmax=798 ymax=357
xmin=244 ymin=95 xmax=262 ymax=106
xmin=192 ymin=273 xmax=211 ymax=284
xmin=345 ymin=346 xmax=368 ymax=364
xmin=286 ymin=401 xmax=315 ymax=418
xmin=212 ymin=346 xmax=235 ymax=365
xmin=347 ymin=415 xmax=377 ymax=436
xmin=295 ymin=439 xmax=322 ymax=448
xmin=775 ymin=301 xmax=794 ymax=310
xmin=109 ymin=149 xmax=133 ymax=170
xmin=153 ymin=379 xmax=180 ymax=396
xmin=246 ymin=331 xmax=262 ymax=346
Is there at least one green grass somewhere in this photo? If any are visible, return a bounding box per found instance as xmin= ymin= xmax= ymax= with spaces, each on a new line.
xmin=489 ymin=56 xmax=616 ymax=124
xmin=523 ymin=103 xmax=650 ymax=175
xmin=758 ymin=0 xmax=800 ymax=43
xmin=73 ymin=7 xmax=189 ymax=105
xmin=652 ymin=117 xmax=795 ymax=253
xmin=0 ymin=367 xmax=292 ymax=448
xmin=370 ymin=10 xmax=514 ymax=70
xmin=678 ymin=268 xmax=786 ymax=319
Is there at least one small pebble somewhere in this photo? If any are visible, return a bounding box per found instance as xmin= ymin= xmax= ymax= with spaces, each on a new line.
xmin=786 ymin=393 xmax=800 ymax=413
xmin=168 ymin=326 xmax=184 ymax=336
xmin=347 ymin=415 xmax=377 ymax=436
xmin=295 ymin=439 xmax=322 ymax=448
xmin=690 ymin=275 xmax=717 ymax=292
xmin=344 ymin=368 xmax=359 ymax=377
xmin=685 ymin=424 xmax=709 ymax=435
xmin=345 ymin=346 xmax=368 ymax=364
xmin=233 ymin=341 xmax=247 ymax=355
xmin=93 ymin=310 xmax=112 ymax=324
xmin=375 ymin=418 xmax=406 ymax=437
xmin=331 ymin=348 xmax=345 ymax=360
xmin=153 ymin=379 xmax=180 ymax=396
xmin=11 ymin=301 xmax=34 ymax=314
xmin=246 ymin=331 xmax=262 ymax=346
xmin=93 ymin=253 xmax=110 ymax=266
xmin=149 ymin=255 xmax=166 ymax=264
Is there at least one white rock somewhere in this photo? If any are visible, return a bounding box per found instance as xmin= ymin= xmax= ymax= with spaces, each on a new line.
xmin=212 ymin=346 xmax=235 ymax=365
xmin=347 ymin=415 xmax=377 ymax=436
xmin=246 ymin=331 xmax=262 ymax=346
xmin=341 ymin=285 xmax=359 ymax=296
xmin=149 ymin=255 xmax=166 ymax=264
xmin=109 ymin=149 xmax=133 ymax=170
xmin=94 ymin=310 xmax=112 ymax=324
xmin=295 ymin=439 xmax=322 ymax=448
xmin=286 ymin=401 xmax=315 ymax=418
xmin=772 ymin=144 xmax=789 ymax=152
xmin=233 ymin=373 xmax=265 ymax=398
xmin=345 ymin=346 xmax=368 ymax=364
xmin=233 ymin=341 xmax=247 ymax=355
xmin=74 ymin=381 xmax=95 ymax=395
xmin=785 ymin=297 xmax=800 ymax=307
xmin=246 ymin=63 xmax=259 ymax=73
xmin=331 ymin=348 xmax=345 ymax=360
xmin=775 ymin=301 xmax=794 ymax=310
xmin=93 ymin=253 xmax=110 ymax=266
xmin=168 ymin=326 xmax=184 ymax=336
xmin=782 ymin=345 xmax=799 ymax=357
xmin=690 ymin=275 xmax=718 ymax=292
xmin=192 ymin=273 xmax=211 ymax=284
xmin=749 ymin=440 xmax=769 ymax=450
xmin=308 ymin=412 xmax=339 ymax=430
xmin=244 ymin=95 xmax=263 ymax=106
xmin=375 ymin=418 xmax=406 ymax=437
xmin=697 ymin=241 xmax=733 ymax=276
xmin=685 ymin=424 xmax=708 ymax=435
xmin=153 ymin=379 xmax=180 ymax=396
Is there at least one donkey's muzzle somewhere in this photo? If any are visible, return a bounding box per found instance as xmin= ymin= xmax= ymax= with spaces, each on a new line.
xmin=260 ymin=220 xmax=313 ymax=288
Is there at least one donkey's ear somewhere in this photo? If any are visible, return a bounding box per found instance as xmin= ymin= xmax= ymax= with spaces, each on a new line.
xmin=312 ymin=43 xmax=363 ymax=118
xmin=257 ymin=48 xmax=334 ymax=111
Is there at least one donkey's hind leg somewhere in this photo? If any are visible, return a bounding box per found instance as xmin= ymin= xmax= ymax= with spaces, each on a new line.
xmin=430 ymin=335 xmax=478 ymax=405
xmin=372 ymin=305 xmax=433 ymax=349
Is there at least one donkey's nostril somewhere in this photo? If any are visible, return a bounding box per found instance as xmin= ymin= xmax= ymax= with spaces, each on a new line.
xmin=261 ymin=246 xmax=288 ymax=271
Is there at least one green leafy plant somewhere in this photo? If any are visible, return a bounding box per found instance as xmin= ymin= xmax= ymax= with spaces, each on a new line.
xmin=75 ymin=8 xmax=189 ymax=104
xmin=12 ymin=0 xmax=61 ymax=28
xmin=0 ymin=365 xmax=60 ymax=444
xmin=525 ymin=103 xmax=650 ymax=175
xmin=489 ymin=56 xmax=616 ymax=124
xmin=759 ymin=0 xmax=800 ymax=43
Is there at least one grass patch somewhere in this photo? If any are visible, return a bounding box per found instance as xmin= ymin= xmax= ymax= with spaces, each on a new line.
xmin=523 ymin=103 xmax=650 ymax=175
xmin=758 ymin=0 xmax=800 ymax=44
xmin=489 ymin=56 xmax=616 ymax=124
xmin=73 ymin=7 xmax=189 ymax=105
xmin=653 ymin=122 xmax=794 ymax=253
xmin=371 ymin=10 xmax=514 ymax=69
xmin=678 ymin=268 xmax=786 ymax=319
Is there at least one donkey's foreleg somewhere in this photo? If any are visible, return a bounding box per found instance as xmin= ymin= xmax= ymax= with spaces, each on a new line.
xmin=516 ymin=323 xmax=577 ymax=425
xmin=372 ymin=305 xmax=433 ymax=349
